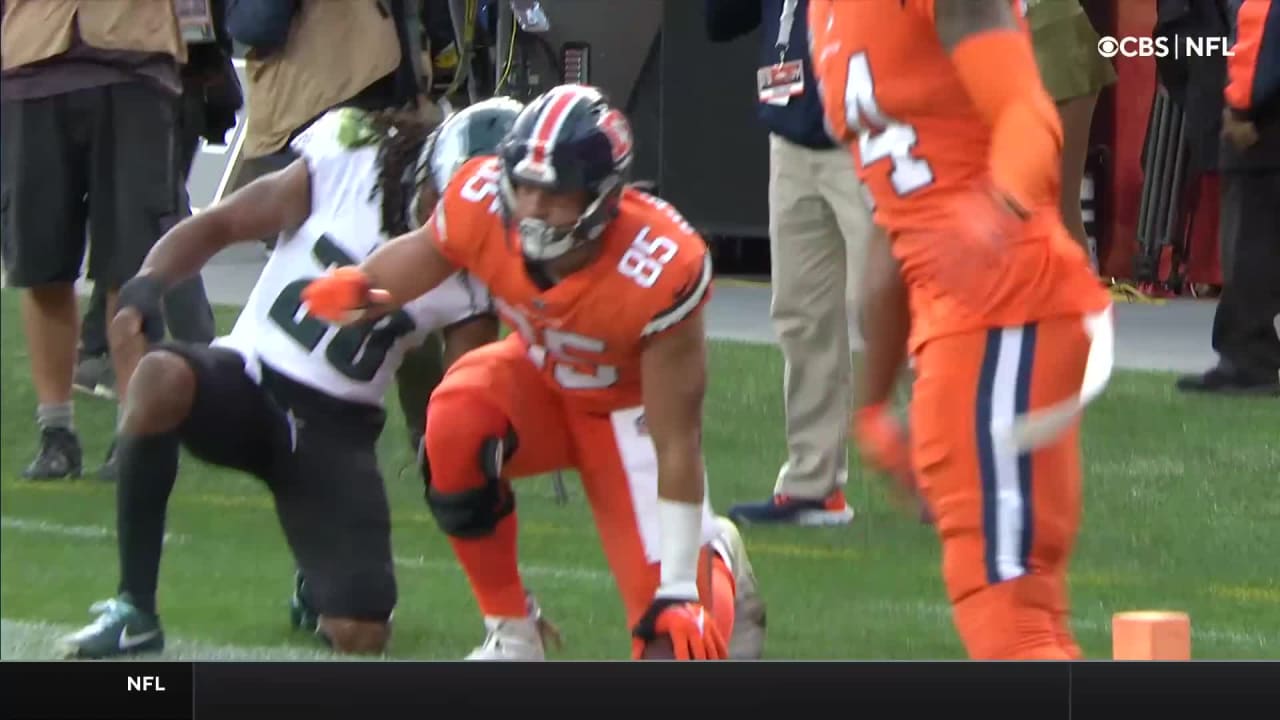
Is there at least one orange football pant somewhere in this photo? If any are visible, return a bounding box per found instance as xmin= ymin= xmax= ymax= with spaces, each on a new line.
xmin=424 ymin=336 xmax=735 ymax=645
xmin=910 ymin=315 xmax=1090 ymax=660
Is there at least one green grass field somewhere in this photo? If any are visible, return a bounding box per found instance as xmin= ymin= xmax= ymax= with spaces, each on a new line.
xmin=1 ymin=292 xmax=1277 ymax=660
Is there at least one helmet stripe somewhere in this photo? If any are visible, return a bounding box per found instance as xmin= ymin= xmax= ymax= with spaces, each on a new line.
xmin=527 ymin=85 xmax=596 ymax=170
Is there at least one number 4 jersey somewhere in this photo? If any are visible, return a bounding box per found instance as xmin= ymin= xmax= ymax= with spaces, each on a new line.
xmin=809 ymin=0 xmax=1038 ymax=230
xmin=430 ymin=156 xmax=713 ymax=414
xmin=808 ymin=0 xmax=1108 ymax=351
xmin=214 ymin=110 xmax=492 ymax=407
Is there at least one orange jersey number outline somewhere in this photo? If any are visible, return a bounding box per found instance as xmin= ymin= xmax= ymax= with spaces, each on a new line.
xmin=451 ymin=164 xmax=620 ymax=391
xmin=455 ymin=165 xmax=687 ymax=393
xmin=511 ymin=224 xmax=684 ymax=391
xmin=497 ymin=299 xmax=620 ymax=391
xmin=458 ymin=162 xmax=505 ymax=213
xmin=844 ymin=52 xmax=935 ymax=197
xmin=617 ymin=227 xmax=679 ymax=288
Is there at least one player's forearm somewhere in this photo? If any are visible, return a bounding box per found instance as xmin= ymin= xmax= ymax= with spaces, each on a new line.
xmin=655 ymin=442 xmax=706 ymax=600
xmin=138 ymin=213 xmax=235 ymax=290
xmin=948 ymin=29 xmax=1063 ymax=213
xmin=361 ymin=229 xmax=453 ymax=307
xmin=856 ymin=260 xmax=910 ymax=410
xmin=642 ymin=315 xmax=710 ymax=600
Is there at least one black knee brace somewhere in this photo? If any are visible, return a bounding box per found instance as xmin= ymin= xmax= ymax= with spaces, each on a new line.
xmin=424 ymin=427 xmax=518 ymax=539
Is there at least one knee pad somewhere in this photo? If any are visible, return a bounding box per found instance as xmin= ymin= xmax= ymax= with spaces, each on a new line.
xmin=424 ymin=424 xmax=519 ymax=539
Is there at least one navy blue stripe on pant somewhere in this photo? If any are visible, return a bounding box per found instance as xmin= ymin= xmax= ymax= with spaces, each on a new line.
xmin=976 ymin=323 xmax=1039 ymax=586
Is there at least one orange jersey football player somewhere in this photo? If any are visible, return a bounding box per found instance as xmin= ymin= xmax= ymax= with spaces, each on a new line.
xmin=302 ymin=84 xmax=765 ymax=661
xmin=809 ymin=0 xmax=1115 ymax=659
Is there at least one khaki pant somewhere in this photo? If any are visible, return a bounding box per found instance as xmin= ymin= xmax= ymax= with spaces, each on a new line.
xmin=767 ymin=134 xmax=872 ymax=499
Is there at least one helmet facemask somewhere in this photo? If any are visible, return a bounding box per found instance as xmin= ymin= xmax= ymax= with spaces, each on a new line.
xmin=499 ymin=169 xmax=622 ymax=262
xmin=497 ymin=85 xmax=634 ymax=264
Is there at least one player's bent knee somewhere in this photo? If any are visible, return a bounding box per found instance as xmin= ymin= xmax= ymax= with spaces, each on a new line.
xmin=317 ymin=617 xmax=391 ymax=655
xmin=120 ymin=350 xmax=198 ymax=436
xmin=424 ymin=429 xmax=517 ymax=538
xmin=422 ymin=391 xmax=517 ymax=538
xmin=309 ymin=566 xmax=397 ymax=641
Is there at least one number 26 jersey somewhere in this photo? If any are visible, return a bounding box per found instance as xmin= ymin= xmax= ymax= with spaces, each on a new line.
xmin=430 ymin=156 xmax=714 ymax=414
xmin=214 ymin=110 xmax=492 ymax=407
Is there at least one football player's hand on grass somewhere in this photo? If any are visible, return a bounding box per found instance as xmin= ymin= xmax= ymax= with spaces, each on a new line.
xmin=632 ymin=597 xmax=726 ymax=660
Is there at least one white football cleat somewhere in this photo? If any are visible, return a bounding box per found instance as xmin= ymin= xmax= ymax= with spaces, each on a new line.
xmin=465 ymin=594 xmax=562 ymax=661
xmin=710 ymin=515 xmax=767 ymax=659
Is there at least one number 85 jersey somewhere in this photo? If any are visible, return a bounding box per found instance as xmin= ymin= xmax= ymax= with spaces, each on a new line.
xmin=808 ymin=0 xmax=1029 ymax=234
xmin=430 ymin=156 xmax=713 ymax=414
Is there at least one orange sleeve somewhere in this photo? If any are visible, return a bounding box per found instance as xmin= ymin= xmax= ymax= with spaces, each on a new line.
xmin=1225 ymin=0 xmax=1280 ymax=115
xmin=426 ymin=197 xmax=466 ymax=267
xmin=642 ymin=242 xmax=713 ymax=339
xmin=949 ymin=28 xmax=1063 ymax=213
xmin=907 ymin=0 xmax=1029 ymax=24
xmin=904 ymin=0 xmax=937 ymax=21
xmin=618 ymin=192 xmax=717 ymax=339
xmin=427 ymin=157 xmax=500 ymax=269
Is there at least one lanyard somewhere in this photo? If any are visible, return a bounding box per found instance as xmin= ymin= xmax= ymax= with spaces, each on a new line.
xmin=775 ymin=0 xmax=798 ymax=63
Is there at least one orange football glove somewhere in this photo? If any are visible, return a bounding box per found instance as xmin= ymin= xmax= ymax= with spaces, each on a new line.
xmin=852 ymin=402 xmax=914 ymax=494
xmin=631 ymin=598 xmax=727 ymax=660
xmin=301 ymin=266 xmax=385 ymax=325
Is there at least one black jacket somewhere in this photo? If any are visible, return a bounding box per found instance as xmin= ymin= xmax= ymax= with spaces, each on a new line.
xmin=704 ymin=0 xmax=835 ymax=150
xmin=187 ymin=0 xmax=244 ymax=145
xmin=1221 ymin=0 xmax=1280 ymax=170
xmin=1154 ymin=0 xmax=1232 ymax=172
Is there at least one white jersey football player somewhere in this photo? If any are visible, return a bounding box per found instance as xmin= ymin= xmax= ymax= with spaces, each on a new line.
xmin=59 ymin=98 xmax=525 ymax=659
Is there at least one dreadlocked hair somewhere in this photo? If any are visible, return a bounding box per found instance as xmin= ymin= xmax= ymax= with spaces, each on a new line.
xmin=363 ymin=107 xmax=442 ymax=238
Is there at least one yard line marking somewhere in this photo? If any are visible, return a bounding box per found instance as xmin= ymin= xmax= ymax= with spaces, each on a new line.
xmin=5 ymin=482 xmax=869 ymax=563
xmin=393 ymin=554 xmax=609 ymax=583
xmin=0 ymin=516 xmax=188 ymax=545
xmin=0 ymin=516 xmax=606 ymax=583
xmin=4 ymin=515 xmax=1275 ymax=653
xmin=1 ymin=618 xmax=349 ymax=662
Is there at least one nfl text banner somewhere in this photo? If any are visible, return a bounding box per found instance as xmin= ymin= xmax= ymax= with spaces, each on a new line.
xmin=191 ymin=661 xmax=1067 ymax=718
xmin=4 ymin=661 xmax=1278 ymax=718
xmin=194 ymin=662 xmax=1280 ymax=717
xmin=3 ymin=661 xmax=192 ymax=719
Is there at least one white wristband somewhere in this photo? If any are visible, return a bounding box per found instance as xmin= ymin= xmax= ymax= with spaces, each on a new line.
xmin=656 ymin=499 xmax=704 ymax=600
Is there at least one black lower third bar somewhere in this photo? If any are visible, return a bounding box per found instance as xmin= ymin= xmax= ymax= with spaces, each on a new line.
xmin=191 ymin=662 xmax=1072 ymax=719
xmin=3 ymin=662 xmax=192 ymax=720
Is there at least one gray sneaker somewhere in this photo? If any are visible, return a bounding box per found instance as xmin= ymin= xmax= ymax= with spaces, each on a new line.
xmin=59 ymin=596 xmax=164 ymax=659
xmin=73 ymin=354 xmax=116 ymax=400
